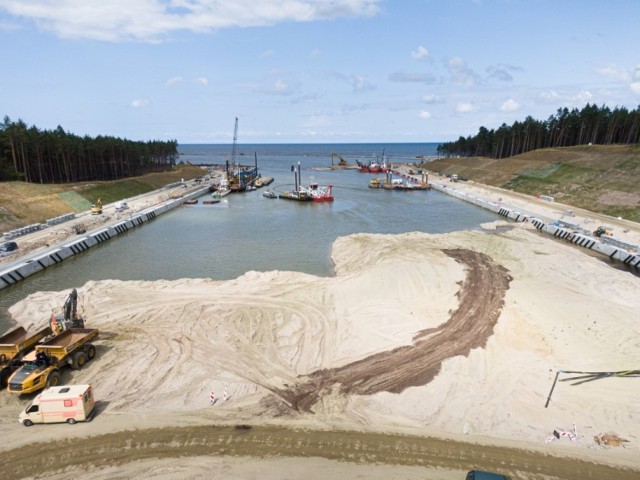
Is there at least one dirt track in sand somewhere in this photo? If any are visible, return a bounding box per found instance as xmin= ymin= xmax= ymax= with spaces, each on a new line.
xmin=2 ymin=425 xmax=637 ymax=480
xmin=277 ymin=249 xmax=513 ymax=412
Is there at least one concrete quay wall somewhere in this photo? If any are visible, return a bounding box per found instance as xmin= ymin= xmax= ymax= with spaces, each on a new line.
xmin=0 ymin=188 xmax=208 ymax=290
xmin=430 ymin=182 xmax=640 ymax=272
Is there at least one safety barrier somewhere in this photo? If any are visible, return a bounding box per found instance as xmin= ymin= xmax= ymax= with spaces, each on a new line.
xmin=0 ymin=187 xmax=209 ymax=290
xmin=46 ymin=213 xmax=76 ymax=226
xmin=3 ymin=223 xmax=46 ymax=240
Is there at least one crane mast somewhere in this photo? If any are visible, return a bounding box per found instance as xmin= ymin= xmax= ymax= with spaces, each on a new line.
xmin=231 ymin=117 xmax=238 ymax=166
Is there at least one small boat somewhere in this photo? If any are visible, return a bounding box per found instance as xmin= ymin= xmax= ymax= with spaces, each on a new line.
xmin=184 ymin=199 xmax=198 ymax=205
xmin=202 ymin=198 xmax=220 ymax=205
xmin=263 ymin=190 xmax=277 ymax=199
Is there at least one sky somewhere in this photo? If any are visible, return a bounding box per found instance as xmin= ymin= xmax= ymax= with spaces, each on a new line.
xmin=1 ymin=0 xmax=639 ymax=145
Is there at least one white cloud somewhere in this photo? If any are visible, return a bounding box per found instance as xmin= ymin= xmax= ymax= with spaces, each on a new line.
xmin=351 ymin=75 xmax=375 ymax=92
xmin=456 ymin=102 xmax=474 ymax=113
xmin=631 ymin=82 xmax=640 ymax=94
xmin=389 ymin=71 xmax=436 ymax=84
xmin=447 ymin=56 xmax=476 ymax=87
xmin=418 ymin=110 xmax=431 ymax=119
xmin=260 ymin=49 xmax=276 ymax=58
xmin=256 ymin=78 xmax=292 ymax=95
xmin=0 ymin=0 xmax=381 ymax=42
xmin=422 ymin=94 xmax=444 ymax=104
xmin=596 ymin=64 xmax=630 ymax=81
xmin=194 ymin=77 xmax=208 ymax=85
xmin=310 ymin=48 xmax=322 ymax=60
xmin=165 ymin=76 xmax=183 ymax=87
xmin=274 ymin=79 xmax=289 ymax=93
xmin=575 ymin=90 xmax=593 ymax=102
xmin=130 ymin=99 xmax=149 ymax=108
xmin=500 ymin=99 xmax=520 ymax=112
xmin=486 ymin=63 xmax=521 ymax=82
xmin=539 ymin=90 xmax=559 ymax=100
xmin=411 ymin=45 xmax=429 ymax=60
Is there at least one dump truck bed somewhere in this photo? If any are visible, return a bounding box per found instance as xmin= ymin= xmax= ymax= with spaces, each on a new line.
xmin=0 ymin=326 xmax=53 ymax=363
xmin=35 ymin=328 xmax=98 ymax=360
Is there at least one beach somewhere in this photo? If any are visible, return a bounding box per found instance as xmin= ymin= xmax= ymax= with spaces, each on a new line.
xmin=1 ymin=179 xmax=639 ymax=479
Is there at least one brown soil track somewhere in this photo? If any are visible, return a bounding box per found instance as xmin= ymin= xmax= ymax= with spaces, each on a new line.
xmin=277 ymin=249 xmax=513 ymax=412
xmin=2 ymin=425 xmax=637 ymax=479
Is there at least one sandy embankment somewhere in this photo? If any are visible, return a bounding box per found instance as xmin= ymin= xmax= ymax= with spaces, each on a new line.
xmin=1 ymin=212 xmax=639 ymax=477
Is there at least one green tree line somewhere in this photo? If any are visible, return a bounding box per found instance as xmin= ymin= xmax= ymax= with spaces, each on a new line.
xmin=0 ymin=116 xmax=178 ymax=183
xmin=437 ymin=104 xmax=640 ymax=159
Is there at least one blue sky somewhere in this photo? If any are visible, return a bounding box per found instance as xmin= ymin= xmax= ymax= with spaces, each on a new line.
xmin=1 ymin=0 xmax=639 ymax=144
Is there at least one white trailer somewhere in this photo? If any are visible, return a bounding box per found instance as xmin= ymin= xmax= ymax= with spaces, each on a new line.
xmin=19 ymin=384 xmax=95 ymax=426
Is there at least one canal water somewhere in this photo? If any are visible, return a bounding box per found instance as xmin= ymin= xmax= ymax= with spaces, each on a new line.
xmin=1 ymin=143 xmax=499 ymax=329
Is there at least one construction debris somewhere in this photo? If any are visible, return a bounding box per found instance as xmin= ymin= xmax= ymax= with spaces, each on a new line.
xmin=594 ymin=433 xmax=629 ymax=447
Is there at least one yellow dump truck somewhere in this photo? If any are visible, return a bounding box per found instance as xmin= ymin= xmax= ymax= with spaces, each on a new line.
xmin=7 ymin=328 xmax=98 ymax=395
xmin=0 ymin=326 xmax=53 ymax=389
xmin=19 ymin=384 xmax=96 ymax=426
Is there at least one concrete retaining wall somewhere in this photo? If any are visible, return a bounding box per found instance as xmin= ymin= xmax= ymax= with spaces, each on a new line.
xmin=0 ymin=188 xmax=208 ymax=290
xmin=430 ymin=182 xmax=640 ymax=272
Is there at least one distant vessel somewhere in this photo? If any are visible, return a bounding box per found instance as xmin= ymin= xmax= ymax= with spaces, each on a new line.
xmin=278 ymin=162 xmax=333 ymax=202
xmin=357 ymin=148 xmax=390 ymax=174
xmin=306 ymin=182 xmax=334 ymax=202
xmin=225 ymin=118 xmax=259 ymax=192
xmin=262 ymin=190 xmax=277 ymax=199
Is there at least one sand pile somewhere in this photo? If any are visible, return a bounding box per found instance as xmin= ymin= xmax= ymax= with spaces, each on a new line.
xmin=3 ymin=222 xmax=638 ymax=469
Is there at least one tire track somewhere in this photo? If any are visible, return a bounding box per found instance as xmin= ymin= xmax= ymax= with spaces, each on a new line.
xmin=276 ymin=248 xmax=512 ymax=412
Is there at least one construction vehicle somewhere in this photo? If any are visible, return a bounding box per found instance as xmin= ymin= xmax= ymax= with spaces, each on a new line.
xmin=593 ymin=226 xmax=613 ymax=238
xmin=19 ymin=384 xmax=96 ymax=426
xmin=0 ymin=326 xmax=53 ymax=388
xmin=50 ymin=288 xmax=85 ymax=335
xmin=331 ymin=153 xmax=348 ymax=167
xmin=90 ymin=198 xmax=102 ymax=215
xmin=7 ymin=327 xmax=99 ymax=395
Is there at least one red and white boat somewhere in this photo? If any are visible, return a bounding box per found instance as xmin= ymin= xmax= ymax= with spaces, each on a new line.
xmin=306 ymin=182 xmax=334 ymax=202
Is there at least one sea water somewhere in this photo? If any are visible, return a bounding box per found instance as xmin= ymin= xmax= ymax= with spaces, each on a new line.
xmin=0 ymin=143 xmax=498 ymax=328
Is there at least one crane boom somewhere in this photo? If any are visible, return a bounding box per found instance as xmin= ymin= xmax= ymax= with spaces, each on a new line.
xmin=231 ymin=117 xmax=238 ymax=165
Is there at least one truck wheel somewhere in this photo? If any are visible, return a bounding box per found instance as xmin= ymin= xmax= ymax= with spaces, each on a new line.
xmin=67 ymin=418 xmax=77 ymax=425
xmin=86 ymin=344 xmax=96 ymax=360
xmin=72 ymin=351 xmax=87 ymax=369
xmin=23 ymin=419 xmax=33 ymax=427
xmin=46 ymin=371 xmax=61 ymax=387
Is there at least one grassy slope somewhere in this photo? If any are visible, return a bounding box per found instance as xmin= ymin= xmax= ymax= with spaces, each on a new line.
xmin=0 ymin=164 xmax=205 ymax=232
xmin=424 ymin=144 xmax=640 ymax=222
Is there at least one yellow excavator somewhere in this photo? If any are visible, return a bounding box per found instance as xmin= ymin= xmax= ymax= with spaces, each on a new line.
xmin=90 ymin=198 xmax=102 ymax=215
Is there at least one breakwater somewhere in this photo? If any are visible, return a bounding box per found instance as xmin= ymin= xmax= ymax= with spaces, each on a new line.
xmin=0 ymin=188 xmax=209 ymax=291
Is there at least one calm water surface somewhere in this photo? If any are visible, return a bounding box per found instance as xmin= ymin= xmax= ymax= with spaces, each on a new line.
xmin=1 ymin=144 xmax=497 ymax=328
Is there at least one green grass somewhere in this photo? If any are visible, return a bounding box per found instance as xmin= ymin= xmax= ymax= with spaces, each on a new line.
xmin=58 ymin=191 xmax=93 ymax=211
xmin=78 ymin=180 xmax=156 ymax=205
xmin=518 ymin=162 xmax=563 ymax=179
